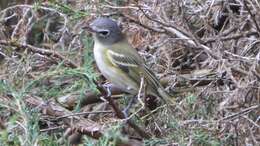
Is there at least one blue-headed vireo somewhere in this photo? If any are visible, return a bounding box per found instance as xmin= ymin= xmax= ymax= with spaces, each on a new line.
xmin=85 ymin=17 xmax=173 ymax=104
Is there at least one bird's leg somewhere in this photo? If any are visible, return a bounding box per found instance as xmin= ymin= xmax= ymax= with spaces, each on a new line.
xmin=122 ymin=95 xmax=137 ymax=118
xmin=103 ymin=82 xmax=112 ymax=97
xmin=100 ymin=82 xmax=112 ymax=102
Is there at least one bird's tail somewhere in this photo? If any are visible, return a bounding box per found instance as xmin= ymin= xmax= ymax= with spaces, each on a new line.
xmin=143 ymin=65 xmax=174 ymax=105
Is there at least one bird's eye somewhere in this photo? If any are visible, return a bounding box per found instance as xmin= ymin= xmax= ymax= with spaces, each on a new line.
xmin=99 ymin=30 xmax=110 ymax=37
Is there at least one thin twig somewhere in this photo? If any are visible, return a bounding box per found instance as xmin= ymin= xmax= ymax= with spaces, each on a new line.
xmin=134 ymin=1 xmax=218 ymax=59
xmin=56 ymin=110 xmax=113 ymax=120
xmin=219 ymin=105 xmax=259 ymax=121
xmin=40 ymin=125 xmax=66 ymax=132
xmin=243 ymin=0 xmax=260 ymax=34
xmin=120 ymin=13 xmax=165 ymax=33
xmin=125 ymin=76 xmax=146 ymax=120
xmin=95 ymin=82 xmax=151 ymax=138
xmin=203 ymin=31 xmax=259 ymax=44
xmin=0 ymin=40 xmax=78 ymax=68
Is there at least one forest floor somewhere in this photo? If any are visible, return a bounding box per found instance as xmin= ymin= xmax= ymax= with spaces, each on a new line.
xmin=0 ymin=0 xmax=259 ymax=146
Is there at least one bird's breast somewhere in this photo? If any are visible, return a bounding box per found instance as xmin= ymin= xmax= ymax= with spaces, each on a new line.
xmin=93 ymin=43 xmax=138 ymax=94
xmin=93 ymin=43 xmax=112 ymax=77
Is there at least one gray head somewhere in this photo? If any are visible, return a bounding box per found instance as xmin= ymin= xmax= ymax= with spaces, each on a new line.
xmin=88 ymin=18 xmax=124 ymax=45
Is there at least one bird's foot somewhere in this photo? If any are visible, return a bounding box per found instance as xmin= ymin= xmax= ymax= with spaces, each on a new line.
xmin=103 ymin=83 xmax=112 ymax=97
xmin=122 ymin=95 xmax=137 ymax=118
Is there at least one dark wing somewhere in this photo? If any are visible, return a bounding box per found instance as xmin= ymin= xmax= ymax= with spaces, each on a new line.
xmin=107 ymin=50 xmax=141 ymax=83
xmin=107 ymin=50 xmax=161 ymax=90
xmin=107 ymin=49 xmax=172 ymax=103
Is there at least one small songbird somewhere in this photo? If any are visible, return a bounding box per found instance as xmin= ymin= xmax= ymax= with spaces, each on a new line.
xmin=85 ymin=17 xmax=173 ymax=104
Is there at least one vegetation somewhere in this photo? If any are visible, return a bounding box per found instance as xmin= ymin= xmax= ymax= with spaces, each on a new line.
xmin=0 ymin=0 xmax=259 ymax=145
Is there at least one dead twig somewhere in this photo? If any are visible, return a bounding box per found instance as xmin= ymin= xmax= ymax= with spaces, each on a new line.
xmin=203 ymin=31 xmax=259 ymax=44
xmin=219 ymin=105 xmax=259 ymax=121
xmin=134 ymin=1 xmax=219 ymax=59
xmin=56 ymin=110 xmax=113 ymax=120
xmin=243 ymin=0 xmax=260 ymax=35
xmin=95 ymin=82 xmax=151 ymax=138
xmin=0 ymin=40 xmax=78 ymax=68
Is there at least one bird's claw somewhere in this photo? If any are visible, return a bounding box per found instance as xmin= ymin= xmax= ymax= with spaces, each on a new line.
xmin=103 ymin=83 xmax=112 ymax=97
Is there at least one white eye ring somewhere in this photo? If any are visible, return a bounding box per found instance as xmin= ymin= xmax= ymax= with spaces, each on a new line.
xmin=99 ymin=30 xmax=110 ymax=37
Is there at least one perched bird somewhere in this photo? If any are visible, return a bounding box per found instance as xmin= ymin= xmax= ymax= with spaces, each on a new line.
xmin=85 ymin=17 xmax=173 ymax=104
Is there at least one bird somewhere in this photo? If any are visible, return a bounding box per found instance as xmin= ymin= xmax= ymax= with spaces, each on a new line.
xmin=84 ymin=17 xmax=173 ymax=105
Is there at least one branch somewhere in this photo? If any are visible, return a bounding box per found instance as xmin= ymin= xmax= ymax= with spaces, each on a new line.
xmin=203 ymin=31 xmax=259 ymax=44
xmin=95 ymin=82 xmax=151 ymax=138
